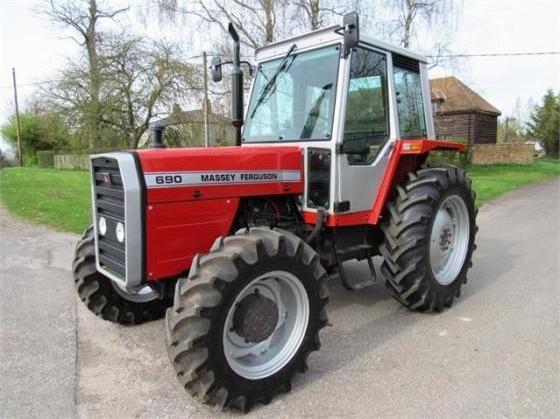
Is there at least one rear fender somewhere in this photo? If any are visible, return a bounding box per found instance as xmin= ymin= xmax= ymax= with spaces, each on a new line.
xmin=367 ymin=139 xmax=466 ymax=224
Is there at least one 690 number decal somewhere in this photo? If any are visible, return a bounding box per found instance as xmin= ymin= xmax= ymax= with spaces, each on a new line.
xmin=155 ymin=175 xmax=183 ymax=184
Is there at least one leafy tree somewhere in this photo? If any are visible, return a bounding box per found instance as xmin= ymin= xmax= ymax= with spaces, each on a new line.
xmin=44 ymin=34 xmax=199 ymax=150
xmin=526 ymin=90 xmax=560 ymax=158
xmin=0 ymin=111 xmax=70 ymax=164
xmin=100 ymin=35 xmax=199 ymax=148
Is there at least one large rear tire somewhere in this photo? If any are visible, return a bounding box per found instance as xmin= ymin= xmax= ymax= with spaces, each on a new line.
xmin=73 ymin=226 xmax=173 ymax=325
xmin=380 ymin=166 xmax=477 ymax=312
xmin=165 ymin=227 xmax=329 ymax=412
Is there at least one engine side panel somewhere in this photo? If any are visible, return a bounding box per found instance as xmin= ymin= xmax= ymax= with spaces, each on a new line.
xmin=136 ymin=146 xmax=304 ymax=280
xmin=146 ymin=198 xmax=240 ymax=281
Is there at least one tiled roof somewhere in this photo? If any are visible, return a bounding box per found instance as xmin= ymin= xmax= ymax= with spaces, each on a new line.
xmin=430 ymin=76 xmax=501 ymax=116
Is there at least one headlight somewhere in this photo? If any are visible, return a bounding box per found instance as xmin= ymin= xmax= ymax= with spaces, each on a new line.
xmin=116 ymin=222 xmax=125 ymax=243
xmin=98 ymin=217 xmax=107 ymax=236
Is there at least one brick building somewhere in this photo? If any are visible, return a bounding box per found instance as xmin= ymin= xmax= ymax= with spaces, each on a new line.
xmin=430 ymin=76 xmax=501 ymax=144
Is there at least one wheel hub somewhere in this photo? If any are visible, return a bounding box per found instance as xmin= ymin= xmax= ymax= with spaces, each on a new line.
xmin=439 ymin=226 xmax=453 ymax=251
xmin=223 ymin=271 xmax=309 ymax=380
xmin=430 ymin=195 xmax=470 ymax=285
xmin=233 ymin=291 xmax=279 ymax=343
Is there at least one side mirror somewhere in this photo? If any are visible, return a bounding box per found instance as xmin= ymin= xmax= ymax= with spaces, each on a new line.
xmin=338 ymin=139 xmax=370 ymax=155
xmin=342 ymin=12 xmax=359 ymax=58
xmin=210 ymin=56 xmax=222 ymax=82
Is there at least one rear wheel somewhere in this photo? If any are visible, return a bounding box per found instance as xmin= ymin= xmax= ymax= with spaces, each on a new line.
xmin=165 ymin=228 xmax=329 ymax=412
xmin=380 ymin=166 xmax=477 ymax=311
xmin=73 ymin=226 xmax=173 ymax=325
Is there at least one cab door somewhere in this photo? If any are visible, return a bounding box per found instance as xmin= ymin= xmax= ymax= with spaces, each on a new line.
xmin=335 ymin=46 xmax=396 ymax=215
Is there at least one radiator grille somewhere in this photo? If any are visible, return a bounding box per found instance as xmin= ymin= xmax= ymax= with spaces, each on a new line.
xmin=91 ymin=157 xmax=126 ymax=278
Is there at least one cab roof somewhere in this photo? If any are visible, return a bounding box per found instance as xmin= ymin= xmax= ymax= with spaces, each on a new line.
xmin=255 ymin=25 xmax=428 ymax=64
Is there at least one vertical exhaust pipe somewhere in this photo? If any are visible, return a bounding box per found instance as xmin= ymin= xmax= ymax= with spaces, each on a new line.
xmin=228 ymin=23 xmax=243 ymax=146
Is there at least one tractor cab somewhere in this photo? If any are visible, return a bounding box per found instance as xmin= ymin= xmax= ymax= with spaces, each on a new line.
xmin=223 ymin=13 xmax=436 ymax=219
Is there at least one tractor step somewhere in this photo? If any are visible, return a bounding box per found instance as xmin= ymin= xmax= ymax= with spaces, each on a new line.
xmin=334 ymin=243 xmax=377 ymax=291
xmin=337 ymin=244 xmax=373 ymax=257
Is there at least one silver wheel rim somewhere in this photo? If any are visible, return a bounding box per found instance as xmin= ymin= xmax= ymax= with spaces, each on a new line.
xmin=223 ymin=271 xmax=309 ymax=380
xmin=430 ymin=194 xmax=470 ymax=285
xmin=111 ymin=281 xmax=158 ymax=303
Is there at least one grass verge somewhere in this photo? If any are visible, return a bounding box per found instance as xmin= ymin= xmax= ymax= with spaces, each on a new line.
xmin=0 ymin=159 xmax=558 ymax=233
xmin=465 ymin=159 xmax=559 ymax=205
xmin=0 ymin=167 xmax=91 ymax=234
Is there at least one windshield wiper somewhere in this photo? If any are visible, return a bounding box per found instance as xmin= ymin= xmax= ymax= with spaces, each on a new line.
xmin=249 ymin=44 xmax=297 ymax=119
xmin=300 ymin=83 xmax=333 ymax=139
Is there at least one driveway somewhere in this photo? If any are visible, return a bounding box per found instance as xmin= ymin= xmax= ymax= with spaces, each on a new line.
xmin=1 ymin=178 xmax=559 ymax=418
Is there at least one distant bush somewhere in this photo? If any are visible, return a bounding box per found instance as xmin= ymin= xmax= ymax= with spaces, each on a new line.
xmin=0 ymin=150 xmax=16 ymax=169
xmin=37 ymin=150 xmax=55 ymax=168
xmin=1 ymin=111 xmax=70 ymax=165
xmin=427 ymin=139 xmax=471 ymax=167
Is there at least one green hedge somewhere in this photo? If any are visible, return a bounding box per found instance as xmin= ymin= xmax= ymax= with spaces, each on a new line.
xmin=427 ymin=139 xmax=471 ymax=167
xmin=37 ymin=150 xmax=55 ymax=168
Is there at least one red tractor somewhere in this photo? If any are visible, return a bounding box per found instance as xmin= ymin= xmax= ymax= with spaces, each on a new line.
xmin=73 ymin=13 xmax=477 ymax=412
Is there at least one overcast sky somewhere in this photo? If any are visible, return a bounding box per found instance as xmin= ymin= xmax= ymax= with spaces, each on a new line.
xmin=0 ymin=0 xmax=559 ymax=128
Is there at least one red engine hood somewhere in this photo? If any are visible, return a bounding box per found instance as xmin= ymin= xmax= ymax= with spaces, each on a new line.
xmin=136 ymin=146 xmax=304 ymax=203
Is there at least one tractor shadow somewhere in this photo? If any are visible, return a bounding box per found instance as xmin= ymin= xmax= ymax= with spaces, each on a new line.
xmin=282 ymin=234 xmax=515 ymax=396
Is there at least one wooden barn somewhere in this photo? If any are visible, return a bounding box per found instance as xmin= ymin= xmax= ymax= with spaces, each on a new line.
xmin=430 ymin=76 xmax=501 ymax=144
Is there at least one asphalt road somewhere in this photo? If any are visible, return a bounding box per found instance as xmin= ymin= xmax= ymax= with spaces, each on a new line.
xmin=1 ymin=178 xmax=559 ymax=418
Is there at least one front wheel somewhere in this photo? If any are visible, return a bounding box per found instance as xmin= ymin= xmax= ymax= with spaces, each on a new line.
xmin=165 ymin=228 xmax=329 ymax=412
xmin=380 ymin=165 xmax=477 ymax=311
xmin=73 ymin=226 xmax=173 ymax=325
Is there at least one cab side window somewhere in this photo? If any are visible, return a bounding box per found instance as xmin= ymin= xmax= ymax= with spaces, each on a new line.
xmin=393 ymin=55 xmax=427 ymax=138
xmin=343 ymin=48 xmax=390 ymax=165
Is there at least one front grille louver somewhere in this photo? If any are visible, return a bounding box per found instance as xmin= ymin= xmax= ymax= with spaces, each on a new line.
xmin=92 ymin=157 xmax=126 ymax=278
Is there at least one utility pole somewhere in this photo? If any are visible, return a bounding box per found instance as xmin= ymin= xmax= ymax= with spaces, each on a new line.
xmin=202 ymin=51 xmax=210 ymax=148
xmin=11 ymin=68 xmax=23 ymax=166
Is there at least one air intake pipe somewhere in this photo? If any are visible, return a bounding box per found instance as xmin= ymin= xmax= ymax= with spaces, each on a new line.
xmin=150 ymin=122 xmax=166 ymax=149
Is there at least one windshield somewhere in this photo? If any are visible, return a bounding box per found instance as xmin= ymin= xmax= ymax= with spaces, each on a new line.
xmin=243 ymin=45 xmax=340 ymax=142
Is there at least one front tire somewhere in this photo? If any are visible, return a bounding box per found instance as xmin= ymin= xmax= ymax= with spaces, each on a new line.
xmin=165 ymin=228 xmax=329 ymax=412
xmin=73 ymin=226 xmax=173 ymax=325
xmin=380 ymin=166 xmax=477 ymax=312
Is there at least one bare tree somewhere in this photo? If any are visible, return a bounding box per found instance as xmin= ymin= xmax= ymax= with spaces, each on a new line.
xmin=156 ymin=0 xmax=367 ymax=45
xmin=387 ymin=0 xmax=456 ymax=48
xmin=378 ymin=0 xmax=459 ymax=56
xmin=294 ymin=0 xmax=361 ymax=31
xmin=156 ymin=0 xmax=281 ymax=49
xmin=41 ymin=0 xmax=128 ymax=148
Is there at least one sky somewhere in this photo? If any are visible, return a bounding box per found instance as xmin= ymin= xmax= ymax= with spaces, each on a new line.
xmin=0 ymin=0 xmax=559 ymax=131
xmin=429 ymin=0 xmax=560 ymax=121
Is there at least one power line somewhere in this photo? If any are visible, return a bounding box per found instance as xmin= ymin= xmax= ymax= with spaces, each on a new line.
xmin=2 ymin=51 xmax=556 ymax=89
xmin=427 ymin=51 xmax=560 ymax=58
xmin=0 ymin=80 xmax=55 ymax=90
